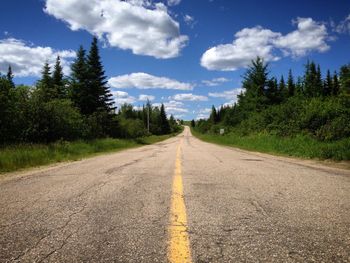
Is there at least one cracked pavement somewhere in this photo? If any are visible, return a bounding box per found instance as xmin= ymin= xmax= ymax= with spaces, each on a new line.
xmin=1 ymin=126 xmax=350 ymax=262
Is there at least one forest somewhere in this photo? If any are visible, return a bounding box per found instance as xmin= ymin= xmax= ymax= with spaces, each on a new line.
xmin=0 ymin=37 xmax=181 ymax=146
xmin=192 ymin=57 xmax=350 ymax=160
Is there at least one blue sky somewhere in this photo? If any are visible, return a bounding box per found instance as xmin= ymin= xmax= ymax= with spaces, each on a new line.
xmin=1 ymin=0 xmax=350 ymax=120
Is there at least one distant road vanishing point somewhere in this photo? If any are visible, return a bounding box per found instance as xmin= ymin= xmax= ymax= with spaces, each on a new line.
xmin=1 ymin=126 xmax=349 ymax=262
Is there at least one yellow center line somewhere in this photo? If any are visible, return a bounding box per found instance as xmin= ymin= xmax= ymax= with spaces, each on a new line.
xmin=168 ymin=140 xmax=192 ymax=263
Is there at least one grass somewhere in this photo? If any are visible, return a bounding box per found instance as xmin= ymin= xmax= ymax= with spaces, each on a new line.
xmin=0 ymin=133 xmax=177 ymax=174
xmin=191 ymin=128 xmax=350 ymax=161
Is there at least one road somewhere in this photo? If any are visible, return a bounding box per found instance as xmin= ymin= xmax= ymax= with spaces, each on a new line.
xmin=0 ymin=126 xmax=350 ymax=263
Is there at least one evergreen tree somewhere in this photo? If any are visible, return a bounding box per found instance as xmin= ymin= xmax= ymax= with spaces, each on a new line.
xmin=7 ymin=65 xmax=15 ymax=88
xmin=191 ymin=119 xmax=195 ymax=127
xmin=266 ymin=77 xmax=279 ymax=104
xmin=38 ymin=62 xmax=55 ymax=100
xmin=287 ymin=69 xmax=295 ymax=97
xmin=339 ymin=65 xmax=350 ymax=95
xmin=323 ymin=70 xmax=333 ymax=96
xmin=52 ymin=56 xmax=65 ymax=98
xmin=209 ymin=105 xmax=218 ymax=124
xmin=159 ymin=104 xmax=170 ymax=134
xmin=238 ymin=57 xmax=269 ymax=111
xmin=304 ymin=61 xmax=322 ymax=97
xmin=333 ymin=71 xmax=340 ymax=96
xmin=86 ymin=37 xmax=114 ymax=114
xmin=70 ymin=46 xmax=88 ymax=113
xmin=279 ymin=75 xmax=287 ymax=100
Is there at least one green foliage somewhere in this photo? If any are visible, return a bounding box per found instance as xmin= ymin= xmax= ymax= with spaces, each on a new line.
xmin=194 ymin=57 xmax=350 ymax=160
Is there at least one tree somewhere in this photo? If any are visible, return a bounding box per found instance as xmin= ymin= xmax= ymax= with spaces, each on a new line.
xmin=209 ymin=105 xmax=218 ymax=124
xmin=86 ymin=37 xmax=114 ymax=114
xmin=70 ymin=46 xmax=88 ymax=113
xmin=333 ymin=71 xmax=340 ymax=96
xmin=159 ymin=104 xmax=170 ymax=134
xmin=52 ymin=56 xmax=65 ymax=98
xmin=7 ymin=66 xmax=15 ymax=88
xmin=238 ymin=57 xmax=269 ymax=112
xmin=339 ymin=65 xmax=350 ymax=95
xmin=323 ymin=70 xmax=333 ymax=96
xmin=191 ymin=119 xmax=196 ymax=127
xmin=304 ymin=61 xmax=323 ymax=97
xmin=38 ymin=62 xmax=55 ymax=101
xmin=278 ymin=75 xmax=287 ymax=101
xmin=287 ymin=69 xmax=295 ymax=97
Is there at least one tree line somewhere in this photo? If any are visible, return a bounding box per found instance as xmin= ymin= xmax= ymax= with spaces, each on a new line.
xmin=194 ymin=57 xmax=350 ymax=142
xmin=0 ymin=37 xmax=180 ymax=145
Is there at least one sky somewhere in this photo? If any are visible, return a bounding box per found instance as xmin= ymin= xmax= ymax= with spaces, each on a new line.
xmin=1 ymin=0 xmax=350 ymax=120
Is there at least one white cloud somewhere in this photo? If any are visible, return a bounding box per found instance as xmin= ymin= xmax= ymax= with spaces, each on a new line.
xmin=108 ymin=72 xmax=194 ymax=90
xmin=201 ymin=17 xmax=330 ymax=71
xmin=153 ymin=100 xmax=188 ymax=115
xmin=44 ymin=0 xmax=188 ymax=59
xmin=209 ymin=88 xmax=243 ymax=104
xmin=275 ymin=18 xmax=329 ymax=57
xmin=138 ymin=94 xmax=155 ymax=101
xmin=202 ymin=77 xmax=230 ymax=86
xmin=332 ymin=14 xmax=350 ymax=34
xmin=0 ymin=38 xmax=75 ymax=77
xmin=112 ymin=90 xmax=136 ymax=105
xmin=167 ymin=0 xmax=181 ymax=6
xmin=183 ymin=14 xmax=196 ymax=28
xmin=171 ymin=93 xmax=208 ymax=101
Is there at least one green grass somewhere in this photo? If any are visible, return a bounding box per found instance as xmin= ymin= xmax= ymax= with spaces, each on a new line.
xmin=191 ymin=128 xmax=350 ymax=161
xmin=0 ymin=133 xmax=177 ymax=174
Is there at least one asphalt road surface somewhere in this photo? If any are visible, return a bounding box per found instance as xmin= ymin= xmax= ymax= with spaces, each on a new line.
xmin=1 ymin=126 xmax=350 ymax=263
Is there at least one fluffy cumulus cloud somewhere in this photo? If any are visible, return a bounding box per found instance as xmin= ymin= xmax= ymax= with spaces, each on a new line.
xmin=44 ymin=0 xmax=188 ymax=59
xmin=138 ymin=94 xmax=155 ymax=101
xmin=108 ymin=72 xmax=194 ymax=90
xmin=112 ymin=90 xmax=136 ymax=105
xmin=0 ymin=38 xmax=75 ymax=77
xmin=196 ymin=108 xmax=211 ymax=120
xmin=202 ymin=77 xmax=230 ymax=86
xmin=201 ymin=17 xmax=330 ymax=71
xmin=209 ymin=88 xmax=243 ymax=105
xmin=171 ymin=93 xmax=208 ymax=101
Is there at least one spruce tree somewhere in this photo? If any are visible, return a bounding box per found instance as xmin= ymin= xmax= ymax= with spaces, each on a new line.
xmin=159 ymin=104 xmax=170 ymax=134
xmin=38 ymin=62 xmax=55 ymax=100
xmin=52 ymin=56 xmax=65 ymax=98
xmin=210 ymin=105 xmax=218 ymax=124
xmin=86 ymin=37 xmax=114 ymax=114
xmin=323 ymin=70 xmax=333 ymax=96
xmin=70 ymin=46 xmax=88 ymax=114
xmin=287 ymin=69 xmax=295 ymax=97
xmin=6 ymin=65 xmax=14 ymax=88
xmin=266 ymin=77 xmax=279 ymax=104
xmin=239 ymin=57 xmax=269 ymax=112
xmin=279 ymin=75 xmax=287 ymax=101
xmin=333 ymin=71 xmax=340 ymax=96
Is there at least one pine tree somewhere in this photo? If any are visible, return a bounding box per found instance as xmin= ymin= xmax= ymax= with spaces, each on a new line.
xmin=266 ymin=77 xmax=279 ymax=104
xmin=38 ymin=62 xmax=55 ymax=100
xmin=333 ymin=71 xmax=340 ymax=96
xmin=279 ymin=75 xmax=287 ymax=101
xmin=191 ymin=119 xmax=195 ymax=127
xmin=159 ymin=104 xmax=170 ymax=134
xmin=210 ymin=105 xmax=218 ymax=124
xmin=70 ymin=46 xmax=88 ymax=113
xmin=238 ymin=57 xmax=269 ymax=111
xmin=52 ymin=56 xmax=65 ymax=98
xmin=86 ymin=37 xmax=114 ymax=114
xmin=6 ymin=65 xmax=15 ymax=88
xmin=287 ymin=69 xmax=295 ymax=97
xmin=339 ymin=65 xmax=350 ymax=95
xmin=323 ymin=70 xmax=333 ymax=96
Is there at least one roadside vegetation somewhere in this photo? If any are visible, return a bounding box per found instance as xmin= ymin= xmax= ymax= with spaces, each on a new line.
xmin=0 ymin=134 xmax=179 ymax=173
xmin=192 ymin=57 xmax=350 ymax=161
xmin=0 ymin=37 xmax=182 ymax=172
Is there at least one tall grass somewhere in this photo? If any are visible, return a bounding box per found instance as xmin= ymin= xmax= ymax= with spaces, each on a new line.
xmin=191 ymin=129 xmax=350 ymax=161
xmin=0 ymin=134 xmax=175 ymax=173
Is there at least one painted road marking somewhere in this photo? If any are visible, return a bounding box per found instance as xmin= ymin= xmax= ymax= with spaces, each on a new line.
xmin=168 ymin=142 xmax=192 ymax=263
